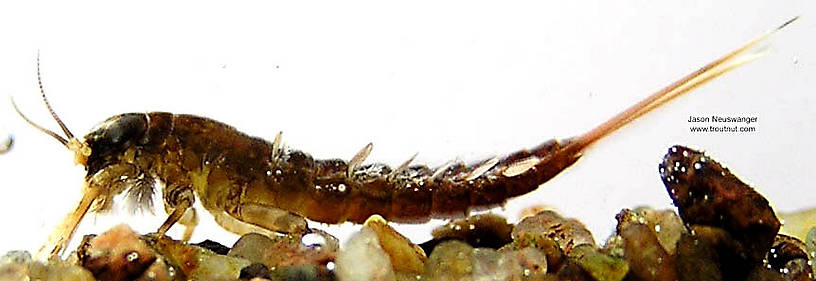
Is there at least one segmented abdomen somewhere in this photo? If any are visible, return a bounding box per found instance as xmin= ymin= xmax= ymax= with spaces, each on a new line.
xmin=150 ymin=113 xmax=584 ymax=224
xmin=271 ymin=138 xmax=584 ymax=224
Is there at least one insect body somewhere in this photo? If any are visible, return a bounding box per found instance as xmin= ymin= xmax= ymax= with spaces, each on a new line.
xmin=13 ymin=18 xmax=795 ymax=260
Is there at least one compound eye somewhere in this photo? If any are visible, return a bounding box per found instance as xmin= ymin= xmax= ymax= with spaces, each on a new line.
xmin=88 ymin=114 xmax=147 ymax=146
xmin=106 ymin=114 xmax=146 ymax=144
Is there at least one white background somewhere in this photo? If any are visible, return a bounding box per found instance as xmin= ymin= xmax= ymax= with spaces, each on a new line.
xmin=0 ymin=1 xmax=813 ymax=256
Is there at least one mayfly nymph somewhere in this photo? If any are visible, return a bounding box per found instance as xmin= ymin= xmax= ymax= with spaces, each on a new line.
xmin=12 ymin=18 xmax=797 ymax=261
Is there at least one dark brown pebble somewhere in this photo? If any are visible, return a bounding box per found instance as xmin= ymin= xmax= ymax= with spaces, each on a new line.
xmin=767 ymin=235 xmax=809 ymax=271
xmin=660 ymin=145 xmax=780 ymax=263
xmin=240 ymin=263 xmax=271 ymax=280
xmin=420 ymin=213 xmax=513 ymax=255
xmin=193 ymin=239 xmax=231 ymax=255
xmin=765 ymin=235 xmax=814 ymax=281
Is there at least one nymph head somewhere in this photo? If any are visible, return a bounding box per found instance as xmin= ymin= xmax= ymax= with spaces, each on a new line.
xmin=84 ymin=113 xmax=149 ymax=175
xmin=11 ymin=99 xmax=153 ymax=177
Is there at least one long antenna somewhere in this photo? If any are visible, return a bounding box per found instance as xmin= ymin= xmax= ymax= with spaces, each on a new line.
xmin=10 ymin=97 xmax=69 ymax=146
xmin=37 ymin=52 xmax=76 ymax=140
xmin=12 ymin=52 xmax=91 ymax=166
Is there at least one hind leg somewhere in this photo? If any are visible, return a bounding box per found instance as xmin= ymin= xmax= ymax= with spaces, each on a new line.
xmin=223 ymin=203 xmax=309 ymax=234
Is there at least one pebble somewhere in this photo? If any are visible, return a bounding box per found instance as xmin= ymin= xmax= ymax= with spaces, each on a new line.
xmin=513 ymin=210 xmax=595 ymax=254
xmin=0 ymin=251 xmax=31 ymax=281
xmin=364 ymin=215 xmax=427 ymax=276
xmin=620 ymin=223 xmax=675 ymax=280
xmin=501 ymin=247 xmax=547 ymax=279
xmin=569 ymin=244 xmax=628 ymax=281
xmin=336 ymin=226 xmax=396 ymax=281
xmin=471 ymin=248 xmax=522 ymax=281
xmin=79 ymin=225 xmax=165 ymax=281
xmin=228 ymin=230 xmax=337 ymax=269
xmin=426 ymin=213 xmax=513 ymax=252
xmin=424 ymin=240 xmax=474 ymax=281
xmin=661 ymin=145 xmax=781 ymax=263
xmin=674 ymin=225 xmax=727 ymax=281
xmin=615 ymin=208 xmax=685 ymax=255
xmin=149 ymin=232 xmax=251 ymax=280
xmin=28 ymin=260 xmax=97 ymax=281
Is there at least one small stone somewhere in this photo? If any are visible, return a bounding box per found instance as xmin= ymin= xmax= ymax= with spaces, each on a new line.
xmin=570 ymin=244 xmax=628 ymax=281
xmin=553 ymin=260 xmax=595 ymax=281
xmin=0 ymin=262 xmax=27 ymax=281
xmin=616 ymin=207 xmax=685 ymax=254
xmin=601 ymin=235 xmax=625 ymax=259
xmin=229 ymin=231 xmax=337 ymax=269
xmin=240 ymin=263 xmax=272 ymax=280
xmin=229 ymin=233 xmax=277 ymax=265
xmin=676 ymin=225 xmax=759 ymax=281
xmin=767 ymin=235 xmax=808 ymax=270
xmin=149 ymin=234 xmax=250 ymax=280
xmin=513 ymin=210 xmax=595 ymax=254
xmin=422 ymin=213 xmax=513 ymax=259
xmin=675 ymin=227 xmax=724 ymax=281
xmin=424 ymin=240 xmax=474 ymax=281
xmin=764 ymin=234 xmax=813 ymax=281
xmin=471 ymin=248 xmax=522 ymax=281
xmin=193 ymin=239 xmax=231 ymax=255
xmin=620 ymin=223 xmax=675 ymax=281
xmin=269 ymin=264 xmax=334 ymax=281
xmin=501 ymin=247 xmax=547 ymax=279
xmin=134 ymin=258 xmax=173 ymax=281
xmin=777 ymin=259 xmax=812 ymax=281
xmin=0 ymin=251 xmax=31 ymax=281
xmin=364 ymin=215 xmax=427 ymax=275
xmin=79 ymin=224 xmax=161 ymax=281
xmin=517 ymin=204 xmax=556 ymax=220
xmin=504 ymin=229 xmax=565 ymax=271
xmin=660 ymin=146 xmax=781 ymax=263
xmin=0 ymin=251 xmax=31 ymax=265
xmin=336 ymin=226 xmax=396 ymax=281
xmin=28 ymin=259 xmax=96 ymax=281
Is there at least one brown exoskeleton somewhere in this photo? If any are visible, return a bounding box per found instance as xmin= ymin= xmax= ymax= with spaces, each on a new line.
xmin=13 ymin=18 xmax=796 ymax=261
